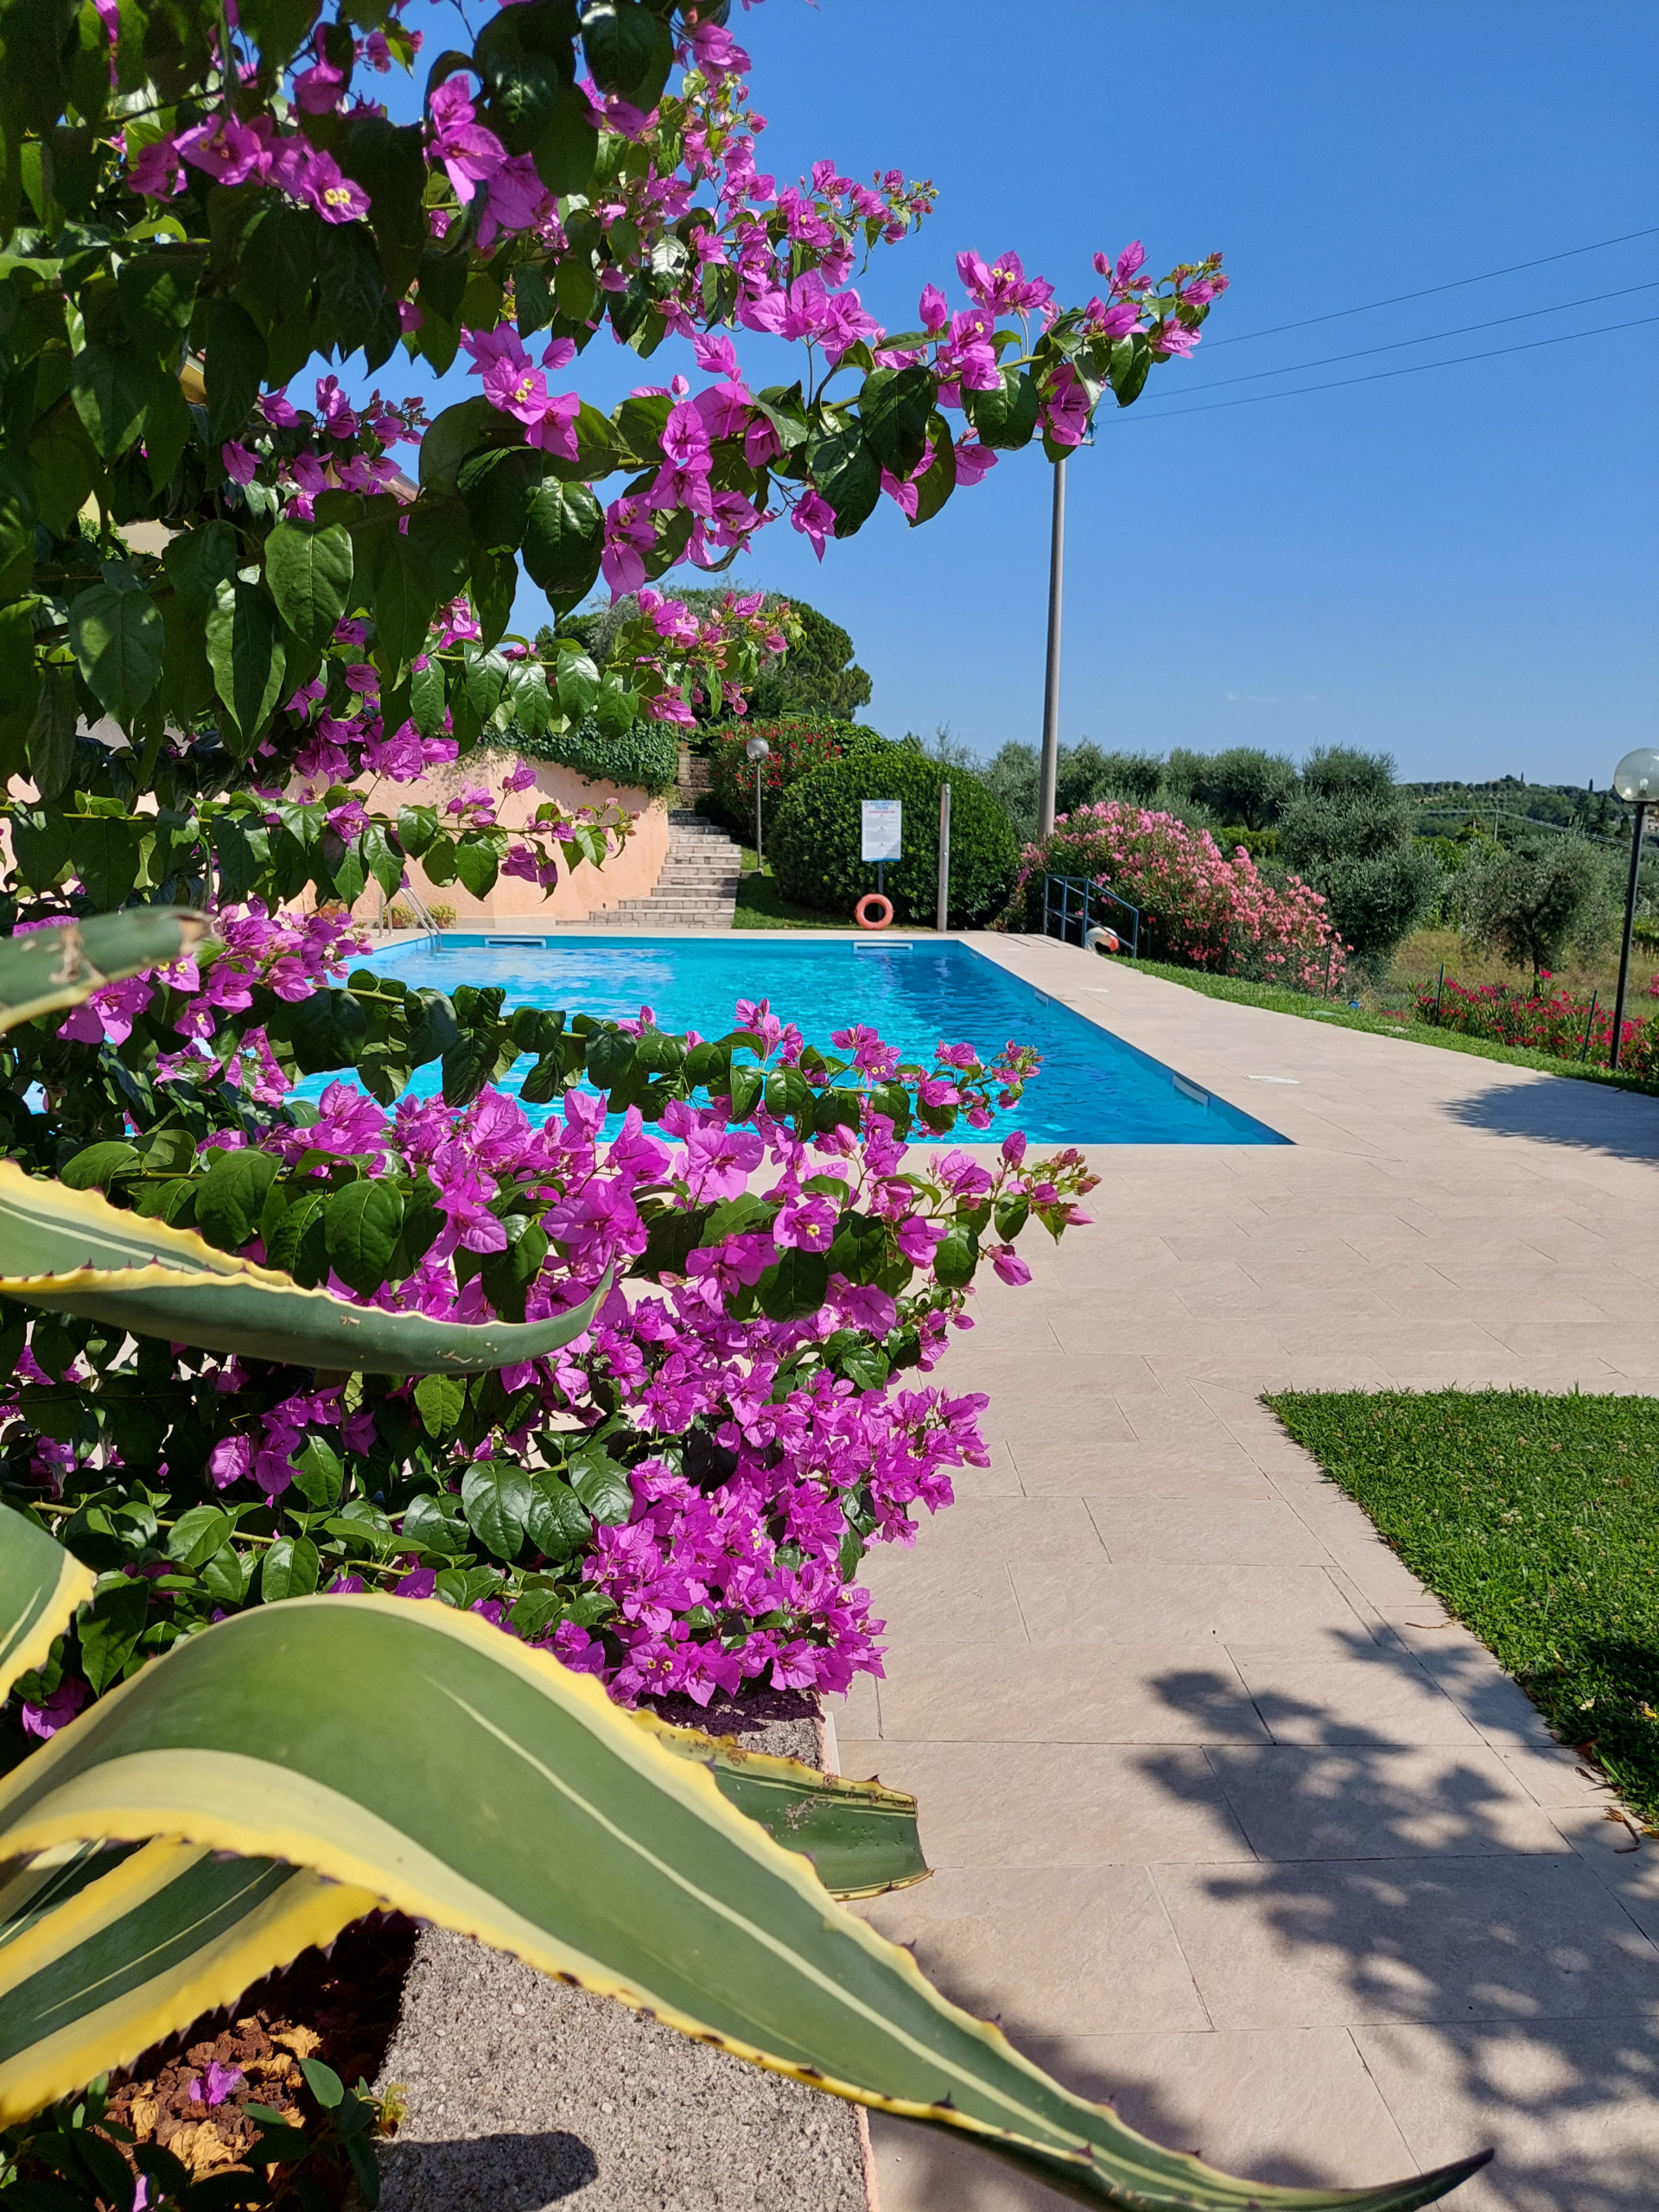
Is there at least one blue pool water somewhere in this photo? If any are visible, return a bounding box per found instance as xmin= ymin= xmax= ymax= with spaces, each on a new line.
xmin=306 ymin=935 xmax=1287 ymax=1147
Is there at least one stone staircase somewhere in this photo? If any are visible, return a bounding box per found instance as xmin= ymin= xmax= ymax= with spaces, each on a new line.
xmin=586 ymin=809 xmax=743 ymax=929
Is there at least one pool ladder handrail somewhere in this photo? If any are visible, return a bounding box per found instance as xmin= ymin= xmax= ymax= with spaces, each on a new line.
xmin=1040 ymin=874 xmax=1140 ymax=959
xmin=378 ymin=883 xmax=444 ymax=949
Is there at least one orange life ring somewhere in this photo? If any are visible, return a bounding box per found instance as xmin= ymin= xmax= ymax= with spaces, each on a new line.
xmin=855 ymin=893 xmax=893 ymax=931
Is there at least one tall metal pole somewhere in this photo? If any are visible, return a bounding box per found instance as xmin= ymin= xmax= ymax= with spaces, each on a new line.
xmin=1037 ymin=456 xmax=1066 ymax=839
xmin=754 ymin=760 xmax=764 ymax=868
xmin=1611 ymin=800 xmax=1647 ymax=1071
xmin=936 ymin=780 xmax=952 ymax=932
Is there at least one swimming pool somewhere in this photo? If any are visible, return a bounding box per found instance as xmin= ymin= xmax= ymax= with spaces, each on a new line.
xmin=309 ymin=935 xmax=1287 ymax=1147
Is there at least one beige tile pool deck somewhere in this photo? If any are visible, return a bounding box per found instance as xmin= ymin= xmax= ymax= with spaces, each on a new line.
xmin=827 ymin=934 xmax=1659 ymax=2211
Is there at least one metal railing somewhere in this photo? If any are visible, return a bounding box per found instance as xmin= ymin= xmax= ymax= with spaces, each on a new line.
xmin=1040 ymin=874 xmax=1141 ymax=958
xmin=378 ymin=882 xmax=443 ymax=947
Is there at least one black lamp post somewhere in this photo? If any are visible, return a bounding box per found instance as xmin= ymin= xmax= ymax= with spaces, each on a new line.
xmin=1608 ymin=747 xmax=1659 ymax=1070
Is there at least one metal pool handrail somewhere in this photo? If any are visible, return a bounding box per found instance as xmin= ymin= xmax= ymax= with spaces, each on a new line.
xmin=378 ymin=882 xmax=444 ymax=948
xmin=1040 ymin=874 xmax=1141 ymax=959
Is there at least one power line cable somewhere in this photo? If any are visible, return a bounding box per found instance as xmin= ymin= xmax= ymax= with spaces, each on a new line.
xmin=1205 ymin=225 xmax=1659 ymax=348
xmin=1130 ymin=312 xmax=1659 ymax=422
xmin=1140 ymin=279 xmax=1659 ymax=401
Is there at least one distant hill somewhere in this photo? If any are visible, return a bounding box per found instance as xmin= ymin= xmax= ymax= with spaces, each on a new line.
xmin=1402 ymin=776 xmax=1626 ymax=844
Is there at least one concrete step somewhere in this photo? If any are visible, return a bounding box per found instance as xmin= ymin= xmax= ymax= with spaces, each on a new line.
xmin=600 ymin=899 xmax=735 ymax=914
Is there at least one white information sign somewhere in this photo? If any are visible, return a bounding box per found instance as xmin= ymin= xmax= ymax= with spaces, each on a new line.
xmin=861 ymin=799 xmax=903 ymax=862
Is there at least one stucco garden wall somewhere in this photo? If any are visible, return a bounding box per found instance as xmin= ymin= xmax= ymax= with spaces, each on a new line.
xmin=337 ymin=753 xmax=670 ymax=928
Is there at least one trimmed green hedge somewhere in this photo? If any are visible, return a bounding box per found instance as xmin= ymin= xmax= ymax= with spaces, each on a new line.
xmin=772 ymin=750 xmax=1019 ymax=926
xmin=493 ymin=715 xmax=681 ymax=796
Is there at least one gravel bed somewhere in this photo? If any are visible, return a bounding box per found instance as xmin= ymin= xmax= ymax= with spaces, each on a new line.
xmin=374 ymin=1711 xmax=872 ymax=2212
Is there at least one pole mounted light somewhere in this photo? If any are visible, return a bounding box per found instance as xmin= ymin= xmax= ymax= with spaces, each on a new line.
xmin=745 ymin=735 xmax=770 ymax=869
xmin=1037 ymin=457 xmax=1066 ymax=840
xmin=1608 ymin=747 xmax=1659 ymax=1071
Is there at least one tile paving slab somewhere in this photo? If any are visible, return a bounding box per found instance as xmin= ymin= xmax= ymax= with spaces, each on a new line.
xmin=825 ymin=938 xmax=1659 ymax=2209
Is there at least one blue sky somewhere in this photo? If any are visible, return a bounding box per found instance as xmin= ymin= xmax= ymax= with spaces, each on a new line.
xmin=362 ymin=1 xmax=1659 ymax=784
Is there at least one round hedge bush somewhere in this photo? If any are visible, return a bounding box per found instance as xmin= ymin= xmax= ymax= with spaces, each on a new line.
xmin=772 ymin=750 xmax=1019 ymax=926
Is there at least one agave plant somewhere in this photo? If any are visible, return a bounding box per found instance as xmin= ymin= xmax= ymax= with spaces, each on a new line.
xmin=0 ymin=914 xmax=1490 ymax=2207
xmin=0 ymin=1502 xmax=1487 ymax=2212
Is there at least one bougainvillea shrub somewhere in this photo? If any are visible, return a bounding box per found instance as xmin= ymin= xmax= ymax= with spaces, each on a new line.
xmin=1006 ymin=803 xmax=1346 ymax=988
xmin=3 ymin=973 xmax=1094 ymax=1742
xmin=2 ymin=0 xmax=1214 ymax=1745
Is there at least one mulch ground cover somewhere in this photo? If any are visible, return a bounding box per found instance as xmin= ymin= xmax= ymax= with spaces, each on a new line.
xmin=1268 ymin=1386 xmax=1659 ymax=1824
xmin=96 ymin=1913 xmax=417 ymax=2195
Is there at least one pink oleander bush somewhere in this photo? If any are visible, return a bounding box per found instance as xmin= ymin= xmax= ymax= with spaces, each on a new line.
xmin=1413 ymin=972 xmax=1659 ymax=1077
xmin=1004 ymin=802 xmax=1346 ymax=990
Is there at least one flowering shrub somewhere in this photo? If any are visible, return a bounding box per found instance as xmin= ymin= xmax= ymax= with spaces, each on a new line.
xmin=1006 ymin=804 xmax=1345 ymax=989
xmin=707 ymin=715 xmax=886 ymax=831
xmin=0 ymin=0 xmax=1221 ymax=1761
xmin=3 ymin=998 xmax=1090 ymax=1735
xmin=1412 ymin=973 xmax=1659 ymax=1076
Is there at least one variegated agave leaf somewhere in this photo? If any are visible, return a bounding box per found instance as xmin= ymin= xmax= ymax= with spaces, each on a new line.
xmin=0 ymin=1590 xmax=1490 ymax=2208
xmin=0 ymin=1841 xmax=378 ymax=2126
xmin=1 ymin=1504 xmax=95 ymax=1704
xmin=0 ymin=912 xmax=213 ymax=1035
xmin=632 ymin=1708 xmax=928 ymax=1898
xmin=0 ymin=1164 xmax=612 ymax=1375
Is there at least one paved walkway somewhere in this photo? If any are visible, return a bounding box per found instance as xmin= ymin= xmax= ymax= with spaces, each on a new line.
xmin=829 ymin=935 xmax=1659 ymax=2212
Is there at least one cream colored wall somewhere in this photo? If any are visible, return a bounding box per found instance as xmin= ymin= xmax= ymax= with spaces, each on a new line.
xmin=340 ymin=753 xmax=671 ymax=927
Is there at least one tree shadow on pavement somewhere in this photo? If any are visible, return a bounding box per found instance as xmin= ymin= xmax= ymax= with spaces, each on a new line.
xmin=1441 ymin=1076 xmax=1659 ymax=1163
xmin=859 ymin=1641 xmax=1659 ymax=2211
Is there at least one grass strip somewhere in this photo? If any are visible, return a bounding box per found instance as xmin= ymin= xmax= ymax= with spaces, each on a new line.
xmin=733 ymin=867 xmax=938 ymax=932
xmin=1124 ymin=957 xmax=1659 ymax=1097
xmin=1268 ymin=1388 xmax=1659 ymax=1822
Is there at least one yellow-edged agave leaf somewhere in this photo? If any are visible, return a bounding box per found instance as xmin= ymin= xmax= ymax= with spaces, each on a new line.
xmin=0 ymin=1503 xmax=94 ymax=1702
xmin=0 ymin=1164 xmax=612 ymax=1375
xmin=633 ymin=1709 xmax=928 ymax=1899
xmin=0 ymin=1727 xmax=922 ymax=2117
xmin=0 ymin=912 xmax=213 ymax=1035
xmin=0 ymin=1596 xmax=1489 ymax=2208
xmin=0 ymin=1840 xmax=375 ymax=2125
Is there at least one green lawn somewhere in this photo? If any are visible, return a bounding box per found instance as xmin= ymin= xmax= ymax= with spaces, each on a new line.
xmin=1268 ymin=1389 xmax=1659 ymax=1823
xmin=1126 ymin=956 xmax=1659 ymax=1097
xmin=731 ymin=868 xmax=855 ymax=930
xmin=731 ymin=861 xmax=936 ymax=932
